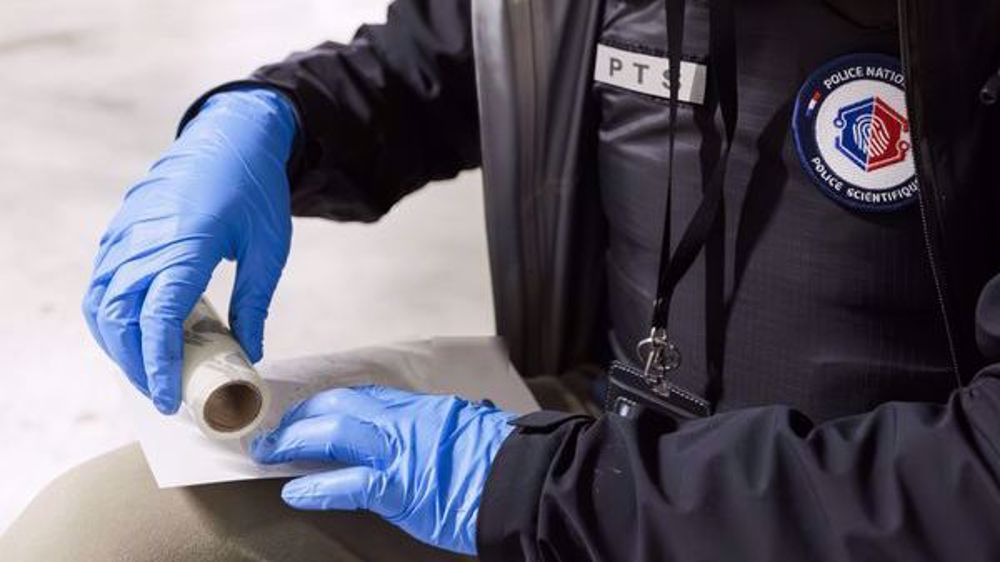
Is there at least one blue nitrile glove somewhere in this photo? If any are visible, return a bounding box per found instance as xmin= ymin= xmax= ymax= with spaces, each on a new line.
xmin=82 ymin=87 xmax=297 ymax=414
xmin=251 ymin=386 xmax=518 ymax=555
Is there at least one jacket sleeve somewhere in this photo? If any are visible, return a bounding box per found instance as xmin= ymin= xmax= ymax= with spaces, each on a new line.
xmin=184 ymin=0 xmax=480 ymax=222
xmin=478 ymin=275 xmax=1000 ymax=562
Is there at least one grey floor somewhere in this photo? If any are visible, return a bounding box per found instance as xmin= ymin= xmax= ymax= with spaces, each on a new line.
xmin=0 ymin=0 xmax=494 ymax=533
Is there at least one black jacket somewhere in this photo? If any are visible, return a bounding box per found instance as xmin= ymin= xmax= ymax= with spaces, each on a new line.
xmin=184 ymin=0 xmax=1000 ymax=559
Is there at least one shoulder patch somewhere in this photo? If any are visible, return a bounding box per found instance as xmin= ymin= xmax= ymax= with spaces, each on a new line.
xmin=792 ymin=53 xmax=918 ymax=212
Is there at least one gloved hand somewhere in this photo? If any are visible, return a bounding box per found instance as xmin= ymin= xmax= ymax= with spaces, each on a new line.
xmin=83 ymin=87 xmax=298 ymax=414
xmin=251 ymin=386 xmax=518 ymax=555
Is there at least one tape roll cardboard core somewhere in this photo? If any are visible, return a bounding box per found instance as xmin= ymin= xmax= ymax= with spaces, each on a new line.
xmin=203 ymin=382 xmax=263 ymax=433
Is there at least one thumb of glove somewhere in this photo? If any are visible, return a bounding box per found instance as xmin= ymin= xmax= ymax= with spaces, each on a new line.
xmin=229 ymin=258 xmax=282 ymax=363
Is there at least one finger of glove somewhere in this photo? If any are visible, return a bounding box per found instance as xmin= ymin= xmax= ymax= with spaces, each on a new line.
xmin=89 ymin=205 xmax=187 ymax=288
xmin=140 ymin=264 xmax=213 ymax=415
xmin=82 ymin=282 xmax=110 ymax=355
xmin=85 ymin=216 xmax=167 ymax=354
xmin=91 ymin=199 xmax=151 ymax=276
xmin=229 ymin=256 xmax=281 ymax=364
xmin=96 ymin=266 xmax=151 ymax=397
xmin=252 ymin=414 xmax=392 ymax=467
xmin=281 ymin=467 xmax=384 ymax=512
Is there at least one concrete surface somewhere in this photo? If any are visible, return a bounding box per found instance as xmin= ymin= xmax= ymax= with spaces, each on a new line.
xmin=0 ymin=0 xmax=494 ymax=533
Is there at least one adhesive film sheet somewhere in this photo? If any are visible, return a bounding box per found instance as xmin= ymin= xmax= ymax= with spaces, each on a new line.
xmin=128 ymin=337 xmax=540 ymax=488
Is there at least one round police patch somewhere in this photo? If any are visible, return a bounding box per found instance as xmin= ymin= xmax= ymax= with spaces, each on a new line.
xmin=792 ymin=53 xmax=918 ymax=212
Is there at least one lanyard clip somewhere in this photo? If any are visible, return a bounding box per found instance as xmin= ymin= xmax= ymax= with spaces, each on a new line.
xmin=636 ymin=327 xmax=682 ymax=387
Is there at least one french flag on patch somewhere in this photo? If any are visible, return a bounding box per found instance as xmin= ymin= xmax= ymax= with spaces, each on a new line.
xmin=806 ymin=90 xmax=821 ymax=115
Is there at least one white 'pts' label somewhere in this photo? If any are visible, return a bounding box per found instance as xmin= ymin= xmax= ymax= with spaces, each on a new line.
xmin=594 ymin=43 xmax=708 ymax=105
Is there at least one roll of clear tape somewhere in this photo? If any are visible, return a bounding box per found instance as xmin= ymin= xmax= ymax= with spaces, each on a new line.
xmin=181 ymin=298 xmax=271 ymax=440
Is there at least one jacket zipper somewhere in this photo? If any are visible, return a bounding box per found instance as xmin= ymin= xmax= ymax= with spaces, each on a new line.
xmin=897 ymin=0 xmax=963 ymax=387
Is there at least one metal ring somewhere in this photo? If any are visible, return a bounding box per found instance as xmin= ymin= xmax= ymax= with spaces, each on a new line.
xmin=636 ymin=328 xmax=682 ymax=385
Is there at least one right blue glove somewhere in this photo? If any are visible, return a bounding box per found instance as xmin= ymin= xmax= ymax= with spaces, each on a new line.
xmin=251 ymin=386 xmax=518 ymax=555
xmin=83 ymin=87 xmax=298 ymax=414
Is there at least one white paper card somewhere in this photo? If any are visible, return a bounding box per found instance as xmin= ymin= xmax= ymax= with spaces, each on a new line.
xmin=129 ymin=337 xmax=540 ymax=488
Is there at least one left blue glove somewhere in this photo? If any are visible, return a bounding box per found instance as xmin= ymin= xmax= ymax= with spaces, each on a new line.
xmin=82 ymin=87 xmax=296 ymax=414
xmin=251 ymin=386 xmax=517 ymax=555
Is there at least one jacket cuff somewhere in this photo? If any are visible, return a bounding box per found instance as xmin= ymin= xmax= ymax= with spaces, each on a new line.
xmin=477 ymin=411 xmax=593 ymax=562
xmin=176 ymin=80 xmax=306 ymax=185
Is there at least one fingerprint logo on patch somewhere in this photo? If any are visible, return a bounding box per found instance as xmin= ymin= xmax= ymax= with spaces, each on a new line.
xmin=853 ymin=113 xmax=888 ymax=157
xmin=791 ymin=53 xmax=919 ymax=212
xmin=834 ymin=96 xmax=910 ymax=173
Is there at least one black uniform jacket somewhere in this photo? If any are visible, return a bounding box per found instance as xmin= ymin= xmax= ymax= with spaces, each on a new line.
xmin=182 ymin=0 xmax=1000 ymax=559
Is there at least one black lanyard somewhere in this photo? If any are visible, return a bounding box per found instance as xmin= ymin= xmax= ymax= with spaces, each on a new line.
xmin=637 ymin=0 xmax=740 ymax=386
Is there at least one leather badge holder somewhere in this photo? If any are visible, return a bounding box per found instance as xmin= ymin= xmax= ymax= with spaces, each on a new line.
xmin=605 ymin=360 xmax=712 ymax=422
